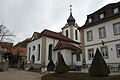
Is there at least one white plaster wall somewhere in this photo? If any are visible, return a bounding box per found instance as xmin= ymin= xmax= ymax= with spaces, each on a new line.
xmin=53 ymin=50 xmax=61 ymax=64
xmin=45 ymin=37 xmax=59 ymax=66
xmin=27 ymin=38 xmax=42 ymax=64
xmin=85 ymin=40 xmax=120 ymax=65
xmin=73 ymin=54 xmax=82 ymax=66
xmin=54 ymin=49 xmax=72 ymax=66
xmin=62 ymin=27 xmax=71 ymax=38
xmin=84 ymin=18 xmax=120 ymax=46
xmin=84 ymin=18 xmax=120 ymax=65
xmin=62 ymin=49 xmax=72 ymax=65
xmin=73 ymin=27 xmax=81 ymax=42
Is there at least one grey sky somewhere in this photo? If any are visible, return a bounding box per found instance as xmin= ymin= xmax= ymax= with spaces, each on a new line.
xmin=0 ymin=0 xmax=119 ymax=44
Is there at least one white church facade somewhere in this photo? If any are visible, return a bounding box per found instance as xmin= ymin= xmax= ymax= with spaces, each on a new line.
xmin=27 ymin=6 xmax=82 ymax=69
xmin=27 ymin=2 xmax=120 ymax=72
xmin=78 ymin=2 xmax=120 ymax=71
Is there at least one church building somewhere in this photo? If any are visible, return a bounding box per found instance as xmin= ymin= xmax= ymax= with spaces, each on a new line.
xmin=26 ymin=6 xmax=82 ymax=70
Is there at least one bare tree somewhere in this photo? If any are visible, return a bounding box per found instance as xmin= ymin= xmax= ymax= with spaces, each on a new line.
xmin=0 ymin=23 xmax=15 ymax=42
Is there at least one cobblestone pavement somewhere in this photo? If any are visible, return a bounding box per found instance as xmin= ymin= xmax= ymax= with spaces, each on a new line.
xmin=0 ymin=69 xmax=43 ymax=80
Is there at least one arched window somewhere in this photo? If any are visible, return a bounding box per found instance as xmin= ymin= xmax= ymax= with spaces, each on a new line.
xmin=38 ymin=44 xmax=40 ymax=60
xmin=31 ymin=55 xmax=35 ymax=63
xmin=28 ymin=47 xmax=31 ymax=60
xmin=48 ymin=44 xmax=52 ymax=60
xmin=66 ymin=30 xmax=68 ymax=37
xmin=58 ymin=52 xmax=61 ymax=61
xmin=75 ymin=30 xmax=78 ymax=40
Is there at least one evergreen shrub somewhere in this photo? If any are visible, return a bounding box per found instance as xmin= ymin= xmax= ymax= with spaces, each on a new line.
xmin=47 ymin=59 xmax=55 ymax=71
xmin=55 ymin=54 xmax=69 ymax=74
xmin=89 ymin=48 xmax=110 ymax=76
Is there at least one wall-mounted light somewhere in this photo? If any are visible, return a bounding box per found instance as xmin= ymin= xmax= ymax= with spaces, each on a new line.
xmin=111 ymin=48 xmax=113 ymax=50
xmin=102 ymin=40 xmax=104 ymax=46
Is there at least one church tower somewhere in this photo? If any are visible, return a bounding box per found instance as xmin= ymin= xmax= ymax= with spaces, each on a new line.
xmin=62 ymin=5 xmax=80 ymax=42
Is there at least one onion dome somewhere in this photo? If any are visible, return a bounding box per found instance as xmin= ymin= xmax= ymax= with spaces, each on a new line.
xmin=67 ymin=5 xmax=75 ymax=25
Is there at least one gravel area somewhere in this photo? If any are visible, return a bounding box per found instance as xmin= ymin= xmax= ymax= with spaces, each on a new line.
xmin=0 ymin=69 xmax=43 ymax=80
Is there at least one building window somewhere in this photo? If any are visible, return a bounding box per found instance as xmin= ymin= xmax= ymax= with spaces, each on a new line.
xmin=58 ymin=52 xmax=61 ymax=62
xmin=38 ymin=44 xmax=40 ymax=60
xmin=88 ymin=48 xmax=94 ymax=60
xmin=48 ymin=44 xmax=52 ymax=60
xmin=66 ymin=30 xmax=68 ymax=37
xmin=100 ymin=46 xmax=108 ymax=59
xmin=75 ymin=30 xmax=78 ymax=40
xmin=28 ymin=47 xmax=31 ymax=60
xmin=33 ymin=46 xmax=35 ymax=51
xmin=100 ymin=13 xmax=104 ymax=19
xmin=116 ymin=44 xmax=120 ymax=57
xmin=113 ymin=23 xmax=120 ymax=35
xmin=88 ymin=18 xmax=92 ymax=23
xmin=87 ymin=30 xmax=93 ymax=41
xmin=76 ymin=54 xmax=80 ymax=61
xmin=113 ymin=7 xmax=119 ymax=14
xmin=99 ymin=27 xmax=106 ymax=39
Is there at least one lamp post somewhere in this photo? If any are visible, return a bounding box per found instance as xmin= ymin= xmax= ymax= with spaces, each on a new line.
xmin=82 ymin=58 xmax=86 ymax=69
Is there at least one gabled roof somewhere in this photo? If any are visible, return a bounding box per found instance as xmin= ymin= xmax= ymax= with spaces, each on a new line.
xmin=31 ymin=32 xmax=42 ymax=40
xmin=54 ymin=41 xmax=80 ymax=51
xmin=54 ymin=41 xmax=82 ymax=54
xmin=30 ymin=29 xmax=80 ymax=44
xmin=14 ymin=38 xmax=30 ymax=48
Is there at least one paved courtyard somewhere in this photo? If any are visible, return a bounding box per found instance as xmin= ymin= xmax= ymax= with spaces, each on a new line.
xmin=0 ymin=69 xmax=43 ymax=80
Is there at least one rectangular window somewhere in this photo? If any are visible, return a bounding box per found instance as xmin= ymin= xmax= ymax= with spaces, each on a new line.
xmin=113 ymin=23 xmax=120 ymax=35
xmin=113 ymin=7 xmax=119 ymax=14
xmin=88 ymin=18 xmax=92 ymax=23
xmin=100 ymin=46 xmax=108 ymax=59
xmin=99 ymin=27 xmax=106 ymax=39
xmin=58 ymin=52 xmax=61 ymax=61
xmin=116 ymin=44 xmax=120 ymax=57
xmin=88 ymin=48 xmax=94 ymax=60
xmin=100 ymin=13 xmax=104 ymax=19
xmin=66 ymin=30 xmax=68 ymax=37
xmin=75 ymin=30 xmax=78 ymax=40
xmin=76 ymin=54 xmax=80 ymax=61
xmin=87 ymin=30 xmax=93 ymax=41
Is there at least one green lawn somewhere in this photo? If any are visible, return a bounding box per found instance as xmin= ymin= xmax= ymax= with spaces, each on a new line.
xmin=41 ymin=72 xmax=120 ymax=80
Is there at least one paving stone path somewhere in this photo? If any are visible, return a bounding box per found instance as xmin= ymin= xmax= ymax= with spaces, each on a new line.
xmin=0 ymin=69 xmax=44 ymax=80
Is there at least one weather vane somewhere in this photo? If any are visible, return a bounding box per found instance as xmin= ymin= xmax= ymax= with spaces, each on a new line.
xmin=70 ymin=5 xmax=72 ymax=12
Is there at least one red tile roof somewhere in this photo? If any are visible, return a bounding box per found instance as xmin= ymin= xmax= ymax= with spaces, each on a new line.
xmin=0 ymin=42 xmax=13 ymax=54
xmin=0 ymin=42 xmax=13 ymax=47
xmin=53 ymin=41 xmax=81 ymax=51
xmin=31 ymin=29 xmax=80 ymax=44
xmin=41 ymin=29 xmax=72 ymax=42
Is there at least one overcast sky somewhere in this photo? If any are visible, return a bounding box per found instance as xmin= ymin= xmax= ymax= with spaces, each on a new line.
xmin=0 ymin=0 xmax=119 ymax=44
